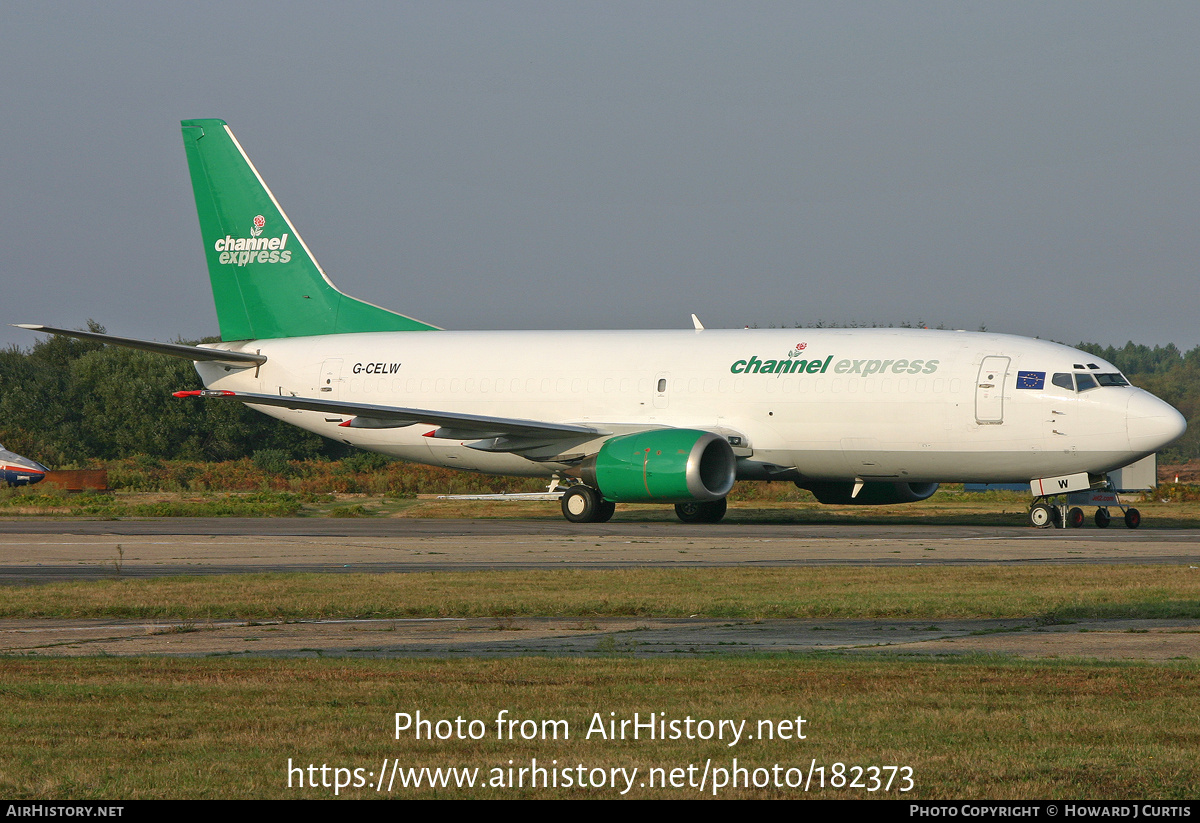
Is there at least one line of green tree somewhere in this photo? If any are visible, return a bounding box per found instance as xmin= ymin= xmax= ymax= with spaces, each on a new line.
xmin=1 ymin=324 xmax=1197 ymax=467
xmin=0 ymin=324 xmax=343 ymax=467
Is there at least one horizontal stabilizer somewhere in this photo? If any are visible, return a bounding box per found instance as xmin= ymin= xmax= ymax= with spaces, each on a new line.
xmin=16 ymin=325 xmax=266 ymax=365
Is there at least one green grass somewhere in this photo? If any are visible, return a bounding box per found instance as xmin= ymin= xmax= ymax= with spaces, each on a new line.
xmin=6 ymin=482 xmax=1200 ymax=527
xmin=6 ymin=459 xmax=1200 ymax=525
xmin=0 ymin=489 xmax=312 ymax=517
xmin=1 ymin=656 xmax=1196 ymax=799
xmin=1 ymin=567 xmax=1196 ymax=620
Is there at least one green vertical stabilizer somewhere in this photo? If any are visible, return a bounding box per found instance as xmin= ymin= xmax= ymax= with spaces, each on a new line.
xmin=181 ymin=119 xmax=438 ymax=341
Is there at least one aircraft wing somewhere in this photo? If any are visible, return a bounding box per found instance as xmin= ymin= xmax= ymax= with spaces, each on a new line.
xmin=174 ymin=389 xmax=611 ymax=440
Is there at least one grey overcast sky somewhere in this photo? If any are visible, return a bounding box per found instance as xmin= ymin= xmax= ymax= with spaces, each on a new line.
xmin=3 ymin=2 xmax=1198 ymax=352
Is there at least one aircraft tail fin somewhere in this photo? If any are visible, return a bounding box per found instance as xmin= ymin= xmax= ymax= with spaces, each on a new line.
xmin=181 ymin=119 xmax=438 ymax=341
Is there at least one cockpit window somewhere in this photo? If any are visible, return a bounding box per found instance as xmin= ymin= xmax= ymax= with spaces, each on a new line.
xmin=1051 ymin=371 xmax=1128 ymax=392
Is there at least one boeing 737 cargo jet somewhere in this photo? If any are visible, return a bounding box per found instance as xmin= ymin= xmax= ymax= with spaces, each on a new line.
xmin=20 ymin=120 xmax=1187 ymax=527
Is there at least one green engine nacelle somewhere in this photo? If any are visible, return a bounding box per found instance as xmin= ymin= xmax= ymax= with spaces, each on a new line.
xmin=576 ymin=429 xmax=737 ymax=503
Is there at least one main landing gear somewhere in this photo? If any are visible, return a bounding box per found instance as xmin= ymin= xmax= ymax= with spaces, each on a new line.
xmin=560 ymin=486 xmax=616 ymax=523
xmin=673 ymin=499 xmax=728 ymax=524
xmin=1028 ymin=490 xmax=1140 ymax=529
xmin=558 ymin=485 xmax=731 ymax=524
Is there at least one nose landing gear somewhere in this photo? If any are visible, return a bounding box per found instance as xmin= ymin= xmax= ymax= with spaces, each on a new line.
xmin=1028 ymin=489 xmax=1141 ymax=529
xmin=1029 ymin=503 xmax=1057 ymax=528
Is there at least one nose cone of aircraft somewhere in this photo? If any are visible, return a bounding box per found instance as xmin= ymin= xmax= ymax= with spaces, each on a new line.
xmin=1127 ymin=391 xmax=1187 ymax=454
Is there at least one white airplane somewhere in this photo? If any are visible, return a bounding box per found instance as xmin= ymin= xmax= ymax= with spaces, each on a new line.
xmin=20 ymin=119 xmax=1187 ymax=527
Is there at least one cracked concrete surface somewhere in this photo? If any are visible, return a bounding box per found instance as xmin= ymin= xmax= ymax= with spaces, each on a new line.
xmin=2 ymin=616 xmax=1195 ymax=660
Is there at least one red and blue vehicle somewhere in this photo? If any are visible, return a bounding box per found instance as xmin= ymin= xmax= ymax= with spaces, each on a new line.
xmin=0 ymin=445 xmax=47 ymax=487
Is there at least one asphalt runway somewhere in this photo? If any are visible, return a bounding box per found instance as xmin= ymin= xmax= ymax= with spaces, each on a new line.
xmin=2 ymin=518 xmax=1197 ymax=661
xmin=2 ymin=518 xmax=1199 ymax=581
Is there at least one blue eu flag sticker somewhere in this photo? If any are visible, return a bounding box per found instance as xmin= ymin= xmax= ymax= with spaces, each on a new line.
xmin=1016 ymin=371 xmax=1045 ymax=389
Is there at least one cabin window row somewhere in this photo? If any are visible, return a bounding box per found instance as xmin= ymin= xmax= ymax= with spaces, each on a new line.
xmin=347 ymin=376 xmax=655 ymax=395
xmin=342 ymin=375 xmax=965 ymax=397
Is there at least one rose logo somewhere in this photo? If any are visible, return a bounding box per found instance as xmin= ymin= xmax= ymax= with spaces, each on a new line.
xmin=251 ymin=215 xmax=265 ymax=236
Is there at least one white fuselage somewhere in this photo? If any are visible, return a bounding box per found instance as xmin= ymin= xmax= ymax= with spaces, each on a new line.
xmin=196 ymin=327 xmax=1185 ymax=485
